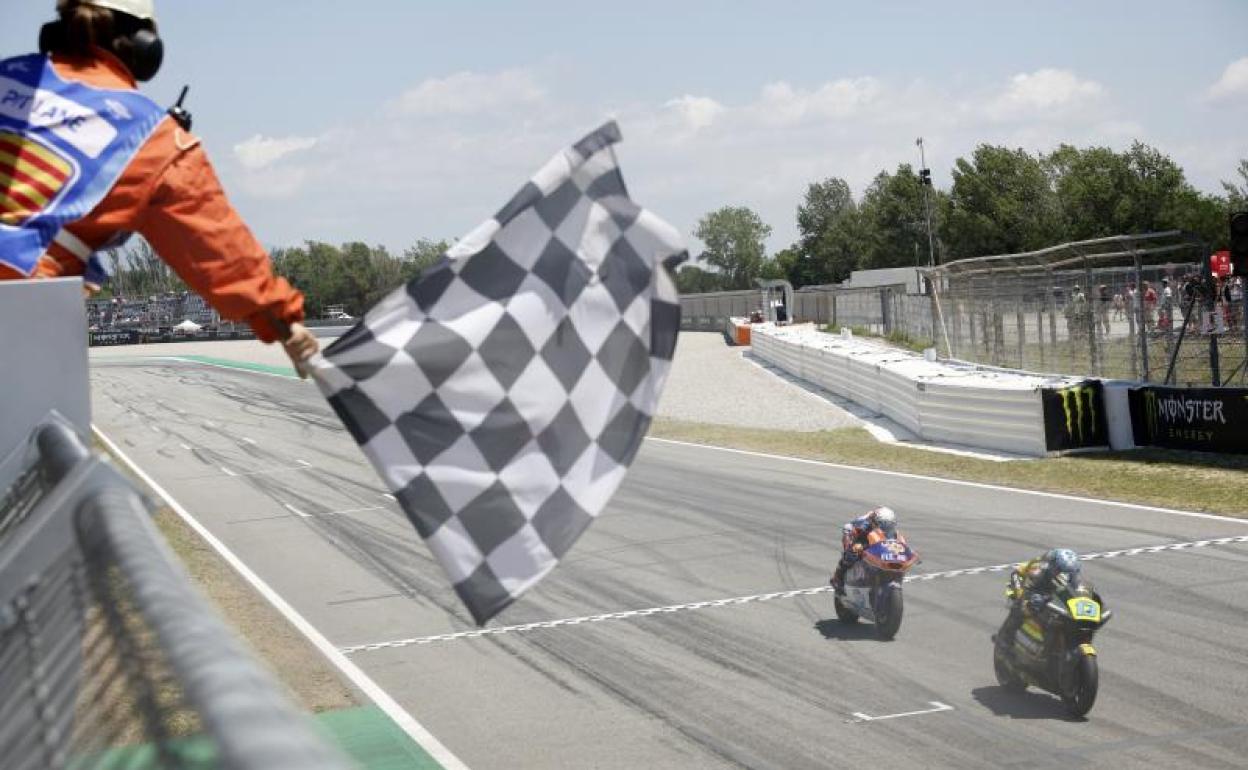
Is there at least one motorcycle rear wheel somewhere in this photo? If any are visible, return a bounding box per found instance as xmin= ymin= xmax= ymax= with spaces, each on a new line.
xmin=1061 ymin=655 xmax=1098 ymax=717
xmin=874 ymin=588 xmax=903 ymax=640
xmin=834 ymin=594 xmax=858 ymax=623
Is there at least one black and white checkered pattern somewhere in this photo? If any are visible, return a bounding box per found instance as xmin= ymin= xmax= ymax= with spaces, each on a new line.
xmin=310 ymin=122 xmax=686 ymax=625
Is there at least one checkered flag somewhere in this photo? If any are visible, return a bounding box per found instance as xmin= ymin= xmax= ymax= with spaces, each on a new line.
xmin=309 ymin=122 xmax=686 ymax=625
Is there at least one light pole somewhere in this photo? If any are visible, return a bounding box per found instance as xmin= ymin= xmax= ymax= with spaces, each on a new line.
xmin=916 ymin=137 xmax=936 ymax=268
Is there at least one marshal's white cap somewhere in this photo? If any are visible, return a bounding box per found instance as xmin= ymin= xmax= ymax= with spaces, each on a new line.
xmin=79 ymin=0 xmax=157 ymax=22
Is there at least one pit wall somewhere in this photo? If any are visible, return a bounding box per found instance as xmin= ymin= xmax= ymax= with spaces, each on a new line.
xmin=748 ymin=324 xmax=1095 ymax=457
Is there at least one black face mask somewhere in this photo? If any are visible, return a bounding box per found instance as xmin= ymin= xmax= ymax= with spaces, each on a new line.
xmin=37 ymin=17 xmax=163 ymax=82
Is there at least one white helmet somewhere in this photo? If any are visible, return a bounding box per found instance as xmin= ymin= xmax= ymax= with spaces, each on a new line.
xmin=80 ymin=0 xmax=157 ymax=21
xmin=870 ymin=506 xmax=897 ymax=529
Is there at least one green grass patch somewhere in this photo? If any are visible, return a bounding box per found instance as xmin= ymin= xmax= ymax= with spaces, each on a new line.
xmin=649 ymin=419 xmax=1248 ymax=517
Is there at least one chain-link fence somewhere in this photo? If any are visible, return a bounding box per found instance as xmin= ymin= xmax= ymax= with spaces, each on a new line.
xmin=679 ymin=284 xmax=934 ymax=343
xmin=1 ymin=421 xmax=351 ymax=770
xmin=927 ymin=232 xmax=1247 ymax=386
xmin=791 ymin=285 xmax=935 ymax=343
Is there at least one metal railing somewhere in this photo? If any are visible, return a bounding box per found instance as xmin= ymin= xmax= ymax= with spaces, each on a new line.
xmin=0 ymin=420 xmax=351 ymax=770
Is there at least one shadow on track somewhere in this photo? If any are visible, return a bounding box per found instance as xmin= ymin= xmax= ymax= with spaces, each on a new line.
xmin=813 ymin=619 xmax=882 ymax=642
xmin=971 ymin=685 xmax=1087 ymax=722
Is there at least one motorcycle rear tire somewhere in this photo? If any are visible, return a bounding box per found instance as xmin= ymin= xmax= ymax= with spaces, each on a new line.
xmin=1061 ymin=655 xmax=1098 ymax=717
xmin=834 ymin=594 xmax=858 ymax=623
xmin=874 ymin=588 xmax=903 ymax=641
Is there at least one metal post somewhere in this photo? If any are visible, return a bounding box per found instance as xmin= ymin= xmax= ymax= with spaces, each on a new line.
xmin=1208 ymin=290 xmax=1221 ymax=386
xmin=1126 ymin=284 xmax=1139 ymax=380
xmin=1134 ymin=253 xmax=1150 ymax=381
xmin=916 ymin=138 xmax=936 ymax=269
xmin=1164 ymin=294 xmax=1197 ymax=385
xmin=1084 ymin=260 xmax=1098 ymax=376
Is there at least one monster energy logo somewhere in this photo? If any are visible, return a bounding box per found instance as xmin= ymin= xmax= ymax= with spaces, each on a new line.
xmin=1144 ymin=390 xmax=1228 ymax=437
xmin=1057 ymin=384 xmax=1098 ymax=443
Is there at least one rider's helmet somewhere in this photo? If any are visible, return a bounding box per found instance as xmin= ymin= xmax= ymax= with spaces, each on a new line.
xmin=869 ymin=506 xmax=897 ymax=538
xmin=1045 ymin=548 xmax=1081 ymax=584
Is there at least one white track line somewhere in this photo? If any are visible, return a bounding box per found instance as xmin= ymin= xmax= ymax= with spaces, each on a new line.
xmin=341 ymin=534 xmax=1248 ymax=654
xmin=93 ymin=425 xmax=470 ymax=770
xmin=647 ymin=438 xmax=1248 ymax=524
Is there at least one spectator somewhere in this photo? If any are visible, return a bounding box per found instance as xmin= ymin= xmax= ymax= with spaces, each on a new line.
xmin=1229 ymin=277 xmax=1244 ymax=330
xmin=1142 ymin=281 xmax=1158 ymax=332
xmin=1096 ymin=284 xmax=1112 ymax=336
xmin=1065 ymin=285 xmax=1088 ymax=341
xmin=1158 ymin=277 xmax=1174 ymax=332
xmin=1112 ymin=290 xmax=1126 ymax=322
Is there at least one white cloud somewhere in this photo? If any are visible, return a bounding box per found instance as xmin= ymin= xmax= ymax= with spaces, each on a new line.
xmin=1205 ymin=57 xmax=1248 ymax=102
xmin=233 ymin=134 xmax=318 ymax=171
xmin=664 ymin=95 xmax=724 ymax=132
xmin=751 ymin=77 xmax=882 ymax=126
xmin=986 ymin=68 xmax=1104 ymax=120
xmin=391 ymin=70 xmax=543 ymax=116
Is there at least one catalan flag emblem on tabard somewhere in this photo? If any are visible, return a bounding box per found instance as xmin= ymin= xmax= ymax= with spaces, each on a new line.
xmin=0 ymin=130 xmax=75 ymax=227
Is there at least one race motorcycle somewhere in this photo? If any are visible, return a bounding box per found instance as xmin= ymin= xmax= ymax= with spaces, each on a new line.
xmin=833 ymin=529 xmax=919 ymax=640
xmin=992 ymin=576 xmax=1112 ymax=717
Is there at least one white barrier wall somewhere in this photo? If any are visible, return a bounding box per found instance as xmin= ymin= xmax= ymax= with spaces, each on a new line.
xmin=750 ymin=324 xmax=1084 ymax=456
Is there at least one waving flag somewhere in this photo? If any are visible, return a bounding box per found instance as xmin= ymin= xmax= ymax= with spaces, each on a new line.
xmin=310 ymin=122 xmax=685 ymax=624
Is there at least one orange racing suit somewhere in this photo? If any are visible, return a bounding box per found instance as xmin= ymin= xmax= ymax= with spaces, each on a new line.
xmin=0 ymin=48 xmax=304 ymax=343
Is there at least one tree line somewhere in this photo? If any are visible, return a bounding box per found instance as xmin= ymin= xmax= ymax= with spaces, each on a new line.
xmin=99 ymin=237 xmax=451 ymax=319
xmin=680 ymin=145 xmax=1248 ymax=294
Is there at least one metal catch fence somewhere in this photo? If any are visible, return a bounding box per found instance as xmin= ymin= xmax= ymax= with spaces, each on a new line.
xmin=0 ymin=420 xmax=351 ymax=770
xmin=928 ymin=232 xmax=1247 ymax=386
xmin=679 ymin=285 xmax=934 ymax=343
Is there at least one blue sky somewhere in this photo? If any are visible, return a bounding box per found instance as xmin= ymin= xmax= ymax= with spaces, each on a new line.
xmin=4 ymin=1 xmax=1246 ymax=255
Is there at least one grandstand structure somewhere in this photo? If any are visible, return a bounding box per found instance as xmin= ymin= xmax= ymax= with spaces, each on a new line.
xmin=86 ymin=291 xmax=222 ymax=334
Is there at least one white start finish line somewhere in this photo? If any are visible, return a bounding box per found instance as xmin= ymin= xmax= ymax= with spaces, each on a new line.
xmin=850 ymin=701 xmax=954 ymax=723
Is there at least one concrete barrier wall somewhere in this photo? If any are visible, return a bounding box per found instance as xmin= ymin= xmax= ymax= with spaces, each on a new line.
xmin=751 ymin=324 xmax=1067 ymax=456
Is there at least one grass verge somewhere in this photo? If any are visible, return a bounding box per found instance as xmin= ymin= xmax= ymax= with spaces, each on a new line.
xmin=150 ymin=506 xmax=359 ymax=713
xmin=89 ymin=439 xmax=355 ymax=714
xmin=649 ymin=419 xmax=1248 ymax=517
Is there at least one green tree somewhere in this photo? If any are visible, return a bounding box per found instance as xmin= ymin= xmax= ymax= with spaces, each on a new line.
xmin=693 ymin=206 xmax=772 ymax=289
xmin=1047 ymin=144 xmax=1135 ymax=239
xmin=857 ymin=164 xmax=942 ymax=270
xmin=674 ymin=264 xmax=726 ymax=294
xmin=401 ymin=238 xmax=451 ymax=282
xmin=1221 ymin=159 xmax=1248 ymax=210
xmin=1121 ymin=141 xmax=1189 ymax=233
xmin=793 ymin=178 xmax=861 ymax=285
xmin=941 ymin=145 xmax=1064 ymax=259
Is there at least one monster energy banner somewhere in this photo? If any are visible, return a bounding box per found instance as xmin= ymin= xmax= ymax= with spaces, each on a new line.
xmin=1041 ymin=380 xmax=1108 ymax=452
xmin=89 ymin=329 xmax=141 ymax=347
xmin=1129 ymin=386 xmax=1248 ymax=454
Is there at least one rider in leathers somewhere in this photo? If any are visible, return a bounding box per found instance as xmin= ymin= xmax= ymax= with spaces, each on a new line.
xmin=830 ymin=506 xmax=898 ymax=594
xmin=996 ymin=548 xmax=1082 ymax=652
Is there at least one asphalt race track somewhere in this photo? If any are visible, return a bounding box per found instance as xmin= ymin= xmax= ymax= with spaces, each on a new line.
xmin=90 ymin=358 xmax=1248 ymax=770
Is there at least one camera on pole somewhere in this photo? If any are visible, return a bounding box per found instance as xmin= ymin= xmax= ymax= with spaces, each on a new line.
xmin=919 ymin=168 xmax=932 ymax=186
xmin=1230 ymin=211 xmax=1248 ymax=276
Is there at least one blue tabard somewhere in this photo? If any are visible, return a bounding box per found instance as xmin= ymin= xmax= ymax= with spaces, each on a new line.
xmin=0 ymin=53 xmax=164 ymax=283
